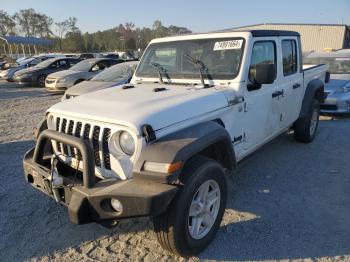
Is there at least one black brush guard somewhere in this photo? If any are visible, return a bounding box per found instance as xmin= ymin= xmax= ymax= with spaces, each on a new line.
xmin=23 ymin=129 xmax=178 ymax=224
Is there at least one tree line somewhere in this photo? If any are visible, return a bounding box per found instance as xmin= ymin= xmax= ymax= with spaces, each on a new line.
xmin=0 ymin=9 xmax=192 ymax=53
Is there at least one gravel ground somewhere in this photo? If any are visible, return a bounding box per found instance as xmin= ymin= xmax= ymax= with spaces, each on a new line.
xmin=1 ymin=80 xmax=350 ymax=262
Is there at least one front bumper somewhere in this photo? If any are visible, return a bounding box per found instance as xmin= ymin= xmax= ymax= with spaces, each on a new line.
xmin=45 ymin=86 xmax=67 ymax=93
xmin=45 ymin=79 xmax=69 ymax=92
xmin=23 ymin=130 xmax=178 ymax=224
xmin=13 ymin=75 xmax=34 ymax=85
xmin=321 ymin=92 xmax=350 ymax=114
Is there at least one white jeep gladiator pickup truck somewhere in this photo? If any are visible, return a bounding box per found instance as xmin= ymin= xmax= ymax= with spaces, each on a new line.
xmin=23 ymin=30 xmax=328 ymax=257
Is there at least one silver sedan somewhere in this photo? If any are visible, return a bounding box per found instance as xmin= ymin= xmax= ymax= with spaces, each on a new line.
xmin=322 ymin=74 xmax=350 ymax=114
xmin=304 ymin=50 xmax=350 ymax=114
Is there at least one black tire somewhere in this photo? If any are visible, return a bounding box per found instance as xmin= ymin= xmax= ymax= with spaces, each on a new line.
xmin=37 ymin=74 xmax=47 ymax=87
xmin=153 ymin=156 xmax=227 ymax=257
xmin=294 ymin=99 xmax=320 ymax=143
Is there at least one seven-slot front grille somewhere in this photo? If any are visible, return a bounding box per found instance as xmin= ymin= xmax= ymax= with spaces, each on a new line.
xmin=54 ymin=117 xmax=112 ymax=170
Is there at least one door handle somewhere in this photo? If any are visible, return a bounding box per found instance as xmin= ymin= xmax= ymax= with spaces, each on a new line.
xmin=293 ymin=83 xmax=301 ymax=89
xmin=272 ymin=90 xmax=284 ymax=98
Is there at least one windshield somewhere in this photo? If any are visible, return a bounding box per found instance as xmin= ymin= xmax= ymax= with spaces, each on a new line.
xmin=35 ymin=58 xmax=56 ymax=68
xmin=136 ymin=38 xmax=244 ymax=81
xmin=304 ymin=56 xmax=350 ymax=74
xmin=91 ymin=63 xmax=136 ymax=82
xmin=70 ymin=60 xmax=96 ymax=71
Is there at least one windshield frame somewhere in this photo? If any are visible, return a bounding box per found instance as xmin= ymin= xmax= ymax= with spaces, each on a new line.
xmin=135 ymin=37 xmax=246 ymax=82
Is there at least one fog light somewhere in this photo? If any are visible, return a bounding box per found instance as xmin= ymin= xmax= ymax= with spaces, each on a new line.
xmin=110 ymin=198 xmax=123 ymax=214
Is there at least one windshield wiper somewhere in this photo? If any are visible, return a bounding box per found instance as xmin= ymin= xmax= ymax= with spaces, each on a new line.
xmin=184 ymin=54 xmax=212 ymax=87
xmin=152 ymin=63 xmax=170 ymax=84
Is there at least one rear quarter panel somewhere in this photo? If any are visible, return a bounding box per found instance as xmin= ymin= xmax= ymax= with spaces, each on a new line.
xmin=303 ymin=64 xmax=328 ymax=89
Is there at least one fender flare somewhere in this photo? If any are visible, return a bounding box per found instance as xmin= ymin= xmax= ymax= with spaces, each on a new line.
xmin=133 ymin=121 xmax=236 ymax=183
xmin=299 ymin=78 xmax=324 ymax=118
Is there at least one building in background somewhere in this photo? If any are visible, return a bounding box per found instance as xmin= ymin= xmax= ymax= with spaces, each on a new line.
xmin=230 ymin=23 xmax=350 ymax=53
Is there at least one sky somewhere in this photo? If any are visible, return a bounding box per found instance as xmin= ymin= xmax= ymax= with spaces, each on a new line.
xmin=1 ymin=0 xmax=349 ymax=34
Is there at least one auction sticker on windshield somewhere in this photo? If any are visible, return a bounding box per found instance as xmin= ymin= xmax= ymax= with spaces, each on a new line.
xmin=213 ymin=40 xmax=243 ymax=50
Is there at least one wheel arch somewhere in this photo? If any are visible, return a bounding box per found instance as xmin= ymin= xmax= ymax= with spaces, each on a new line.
xmin=133 ymin=121 xmax=236 ymax=184
xmin=37 ymin=74 xmax=47 ymax=86
xmin=299 ymin=78 xmax=324 ymax=118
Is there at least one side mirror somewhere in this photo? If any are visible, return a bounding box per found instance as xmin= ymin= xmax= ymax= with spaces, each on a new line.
xmin=325 ymin=71 xmax=330 ymax=83
xmin=248 ymin=64 xmax=276 ymax=91
xmin=255 ymin=64 xmax=276 ymax=85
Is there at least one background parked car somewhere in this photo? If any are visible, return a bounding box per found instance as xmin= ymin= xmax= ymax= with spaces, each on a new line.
xmin=45 ymin=58 xmax=123 ymax=92
xmin=0 ymin=55 xmax=55 ymax=81
xmin=304 ymin=49 xmax=350 ymax=114
xmin=62 ymin=61 xmax=138 ymax=100
xmin=78 ymin=53 xmax=95 ymax=60
xmin=117 ymin=51 xmax=138 ymax=60
xmin=0 ymin=56 xmax=17 ymax=70
xmin=13 ymin=57 xmax=81 ymax=87
xmin=102 ymin=53 xmax=120 ymax=60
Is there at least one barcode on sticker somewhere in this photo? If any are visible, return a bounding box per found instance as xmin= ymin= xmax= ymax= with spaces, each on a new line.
xmin=213 ymin=40 xmax=243 ymax=50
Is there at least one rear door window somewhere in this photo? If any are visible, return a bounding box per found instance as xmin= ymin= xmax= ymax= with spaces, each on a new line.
xmin=282 ymin=40 xmax=298 ymax=76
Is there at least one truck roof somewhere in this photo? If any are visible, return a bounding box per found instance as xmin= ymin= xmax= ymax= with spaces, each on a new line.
xmin=150 ymin=30 xmax=300 ymax=44
xmin=216 ymin=29 xmax=300 ymax=37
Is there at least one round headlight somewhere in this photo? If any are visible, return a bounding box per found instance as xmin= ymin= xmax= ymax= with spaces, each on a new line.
xmin=118 ymin=131 xmax=135 ymax=156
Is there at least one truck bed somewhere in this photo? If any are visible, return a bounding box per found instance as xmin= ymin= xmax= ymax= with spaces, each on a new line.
xmin=303 ymin=64 xmax=328 ymax=89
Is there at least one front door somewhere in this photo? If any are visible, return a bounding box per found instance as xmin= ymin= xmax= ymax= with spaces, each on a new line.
xmin=233 ymin=39 xmax=278 ymax=159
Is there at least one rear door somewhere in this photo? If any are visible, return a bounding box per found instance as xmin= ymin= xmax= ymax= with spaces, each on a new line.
xmin=276 ymin=37 xmax=304 ymax=127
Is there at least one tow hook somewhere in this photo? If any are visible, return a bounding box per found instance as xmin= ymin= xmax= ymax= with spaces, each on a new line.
xmin=100 ymin=220 xmax=120 ymax=228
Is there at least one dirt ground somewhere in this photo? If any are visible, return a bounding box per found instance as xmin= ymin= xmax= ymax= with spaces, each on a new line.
xmin=1 ymin=80 xmax=350 ymax=262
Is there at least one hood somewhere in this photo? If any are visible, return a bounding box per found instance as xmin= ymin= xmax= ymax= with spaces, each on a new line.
xmin=48 ymin=70 xmax=82 ymax=79
xmin=2 ymin=67 xmax=22 ymax=77
xmin=325 ymin=74 xmax=350 ymax=92
xmin=7 ymin=65 xmax=24 ymax=73
xmin=66 ymin=80 xmax=117 ymax=96
xmin=49 ymin=83 xmax=230 ymax=133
